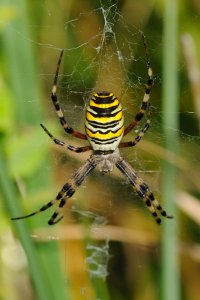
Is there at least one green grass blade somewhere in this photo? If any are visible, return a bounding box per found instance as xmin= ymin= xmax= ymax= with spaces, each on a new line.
xmin=0 ymin=149 xmax=53 ymax=300
xmin=1 ymin=0 xmax=41 ymax=124
xmin=1 ymin=1 xmax=69 ymax=299
xmin=161 ymin=0 xmax=180 ymax=300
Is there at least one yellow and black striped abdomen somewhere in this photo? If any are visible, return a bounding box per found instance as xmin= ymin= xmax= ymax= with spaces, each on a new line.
xmin=85 ymin=92 xmax=124 ymax=152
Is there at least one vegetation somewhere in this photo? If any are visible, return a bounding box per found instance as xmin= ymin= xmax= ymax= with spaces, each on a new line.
xmin=0 ymin=0 xmax=200 ymax=299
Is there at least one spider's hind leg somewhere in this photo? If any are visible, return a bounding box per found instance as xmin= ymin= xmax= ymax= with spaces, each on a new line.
xmin=11 ymin=192 xmax=63 ymax=222
xmin=142 ymin=190 xmax=173 ymax=224
xmin=147 ymin=191 xmax=173 ymax=219
xmin=11 ymin=159 xmax=97 ymax=225
xmin=116 ymin=158 xmax=173 ymax=224
xmin=47 ymin=159 xmax=97 ymax=225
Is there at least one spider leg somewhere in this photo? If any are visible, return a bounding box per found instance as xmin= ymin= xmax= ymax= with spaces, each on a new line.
xmin=48 ymin=158 xmax=97 ymax=225
xmin=11 ymin=159 xmax=97 ymax=225
xmin=40 ymin=123 xmax=92 ymax=153
xmin=115 ymin=158 xmax=173 ymax=224
xmin=51 ymin=49 xmax=87 ymax=140
xmin=119 ymin=119 xmax=150 ymax=148
xmin=124 ymin=32 xmax=153 ymax=136
xmin=11 ymin=200 xmax=57 ymax=220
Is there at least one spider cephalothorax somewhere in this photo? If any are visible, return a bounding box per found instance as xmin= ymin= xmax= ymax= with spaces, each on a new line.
xmin=12 ymin=33 xmax=173 ymax=226
xmin=90 ymin=149 xmax=121 ymax=173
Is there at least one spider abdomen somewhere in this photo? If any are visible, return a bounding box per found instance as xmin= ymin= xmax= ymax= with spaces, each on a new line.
xmin=85 ymin=92 xmax=124 ymax=151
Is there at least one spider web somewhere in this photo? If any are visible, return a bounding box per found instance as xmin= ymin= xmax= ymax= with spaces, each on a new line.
xmin=54 ymin=2 xmax=149 ymax=283
xmin=14 ymin=0 xmax=200 ymax=296
xmin=56 ymin=4 xmax=141 ymax=131
xmin=38 ymin=0 xmax=152 ymax=286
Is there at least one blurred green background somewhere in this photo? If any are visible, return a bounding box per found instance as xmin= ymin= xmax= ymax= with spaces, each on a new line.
xmin=0 ymin=0 xmax=200 ymax=299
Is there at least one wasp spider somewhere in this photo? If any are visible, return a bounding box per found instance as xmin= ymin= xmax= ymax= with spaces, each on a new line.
xmin=12 ymin=33 xmax=173 ymax=225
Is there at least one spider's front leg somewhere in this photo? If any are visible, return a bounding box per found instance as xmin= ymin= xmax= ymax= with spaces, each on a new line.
xmin=12 ymin=159 xmax=97 ymax=225
xmin=51 ymin=49 xmax=87 ymax=140
xmin=124 ymin=32 xmax=153 ymax=136
xmin=116 ymin=158 xmax=173 ymax=224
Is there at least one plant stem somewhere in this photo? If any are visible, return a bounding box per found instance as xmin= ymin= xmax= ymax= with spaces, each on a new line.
xmin=161 ymin=0 xmax=180 ymax=300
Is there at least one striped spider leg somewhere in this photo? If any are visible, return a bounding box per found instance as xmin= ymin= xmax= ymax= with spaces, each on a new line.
xmin=11 ymin=32 xmax=173 ymax=226
xmin=40 ymin=123 xmax=92 ymax=153
xmin=115 ymin=158 xmax=173 ymax=224
xmin=119 ymin=115 xmax=151 ymax=148
xmin=51 ymin=49 xmax=87 ymax=140
xmin=11 ymin=159 xmax=97 ymax=225
xmin=122 ymin=31 xmax=153 ymax=140
xmin=118 ymin=33 xmax=172 ymax=223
